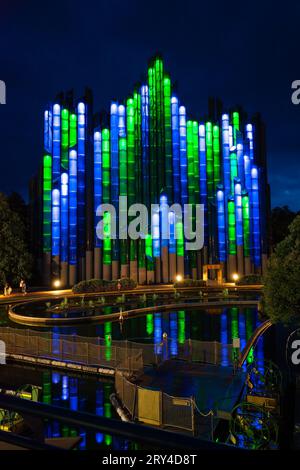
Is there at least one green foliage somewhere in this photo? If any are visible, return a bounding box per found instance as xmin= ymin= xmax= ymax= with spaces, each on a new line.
xmin=173 ymin=278 xmax=206 ymax=288
xmin=263 ymin=215 xmax=300 ymax=324
xmin=236 ymin=274 xmax=262 ymax=285
xmin=0 ymin=193 xmax=32 ymax=288
xmin=72 ymin=277 xmax=137 ymax=294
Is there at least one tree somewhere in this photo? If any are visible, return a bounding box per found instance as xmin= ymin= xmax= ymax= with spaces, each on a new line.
xmin=264 ymin=215 xmax=300 ymax=324
xmin=271 ymin=206 xmax=299 ymax=247
xmin=0 ymin=193 xmax=32 ymax=288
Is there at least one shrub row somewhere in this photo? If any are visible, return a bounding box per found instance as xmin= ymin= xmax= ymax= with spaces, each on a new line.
xmin=173 ymin=279 xmax=207 ymax=288
xmin=235 ymin=274 xmax=262 ymax=285
xmin=72 ymin=278 xmax=137 ymax=294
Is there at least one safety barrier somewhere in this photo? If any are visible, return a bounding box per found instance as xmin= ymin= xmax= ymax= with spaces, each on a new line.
xmin=0 ymin=327 xmax=143 ymax=375
xmin=115 ymin=371 xmax=196 ymax=433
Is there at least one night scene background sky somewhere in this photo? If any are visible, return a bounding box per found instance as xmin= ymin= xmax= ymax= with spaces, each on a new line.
xmin=0 ymin=0 xmax=299 ymax=210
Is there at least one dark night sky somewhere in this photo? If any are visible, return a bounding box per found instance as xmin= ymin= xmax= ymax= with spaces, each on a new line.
xmin=1 ymin=0 xmax=300 ymax=209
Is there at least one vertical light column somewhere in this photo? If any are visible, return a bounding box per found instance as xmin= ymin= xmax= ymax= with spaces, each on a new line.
xmin=199 ymin=124 xmax=208 ymax=266
xmin=160 ymin=193 xmax=169 ymax=283
xmin=222 ymin=114 xmax=231 ymax=196
xmin=102 ymin=128 xmax=111 ymax=280
xmin=227 ymin=197 xmax=237 ymax=280
xmin=119 ymin=137 xmax=129 ymax=279
xmin=145 ymin=234 xmax=155 ymax=283
xmin=171 ymin=96 xmax=180 ymax=204
xmin=69 ymin=150 xmax=77 ymax=286
xmin=60 ymin=173 xmax=68 ymax=287
xmin=69 ymin=113 xmax=77 ymax=149
xmin=234 ymin=179 xmax=244 ymax=276
xmin=148 ymin=66 xmax=157 ymax=203
xmin=229 ymin=148 xmax=238 ymax=194
xmin=152 ymin=207 xmax=161 ymax=282
xmin=61 ymin=109 xmax=69 ymax=170
xmin=111 ymin=102 xmax=119 ymax=280
xmin=179 ymin=107 xmax=188 ymax=276
xmin=168 ymin=211 xmax=176 ymax=282
xmin=141 ymin=87 xmax=150 ymax=209
xmin=52 ymin=104 xmax=61 ymax=183
xmin=232 ymin=111 xmax=240 ymax=146
xmin=77 ymin=102 xmax=86 ymax=280
xmin=217 ymin=187 xmax=226 ymax=267
xmin=94 ymin=131 xmax=102 ymax=279
xmin=246 ymin=124 xmax=254 ymax=161
xmin=155 ymin=57 xmax=164 ymax=195
xmin=213 ymin=124 xmax=221 ymax=190
xmin=52 ymin=188 xmax=60 ymax=279
xmin=206 ymin=122 xmax=214 ymax=263
xmin=242 ymin=192 xmax=251 ymax=274
xmin=127 ymin=97 xmax=137 ymax=281
xmin=176 ymin=220 xmax=184 ymax=278
xmin=164 ymin=75 xmax=172 ymax=200
xmin=43 ymin=155 xmax=52 ymax=285
xmin=187 ymin=121 xmax=195 ymax=278
xmin=237 ymin=142 xmax=245 ymax=187
xmin=251 ymin=166 xmax=261 ymax=270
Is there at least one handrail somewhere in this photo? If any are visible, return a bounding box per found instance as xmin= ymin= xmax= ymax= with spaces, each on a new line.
xmin=238 ymin=320 xmax=272 ymax=367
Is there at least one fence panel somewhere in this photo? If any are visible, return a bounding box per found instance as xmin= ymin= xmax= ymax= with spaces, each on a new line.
xmin=137 ymin=386 xmax=161 ymax=426
xmin=162 ymin=393 xmax=194 ymax=432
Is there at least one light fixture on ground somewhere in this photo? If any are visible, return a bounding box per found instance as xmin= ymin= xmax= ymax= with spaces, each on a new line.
xmin=53 ymin=279 xmax=61 ymax=288
xmin=175 ymin=274 xmax=183 ymax=282
xmin=232 ymin=273 xmax=239 ymax=282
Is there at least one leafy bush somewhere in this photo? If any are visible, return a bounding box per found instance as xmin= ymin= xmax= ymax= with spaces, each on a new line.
xmin=235 ymin=274 xmax=262 ymax=285
xmin=173 ymin=279 xmax=206 ymax=288
xmin=72 ymin=277 xmax=137 ymax=294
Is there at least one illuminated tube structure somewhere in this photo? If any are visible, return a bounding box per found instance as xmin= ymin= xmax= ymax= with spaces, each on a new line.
xmin=69 ymin=149 xmax=77 ymax=286
xmin=39 ymin=55 xmax=269 ymax=286
xmin=234 ymin=178 xmax=244 ymax=276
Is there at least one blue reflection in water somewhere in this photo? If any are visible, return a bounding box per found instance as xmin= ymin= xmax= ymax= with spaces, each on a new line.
xmin=239 ymin=313 xmax=247 ymax=371
xmin=61 ymin=375 xmax=69 ymax=401
xmin=70 ymin=377 xmax=78 ymax=411
xmin=169 ymin=312 xmax=178 ymax=357
xmin=95 ymin=386 xmax=104 ymax=444
xmin=220 ymin=309 xmax=229 ymax=366
xmin=154 ymin=313 xmax=162 ymax=355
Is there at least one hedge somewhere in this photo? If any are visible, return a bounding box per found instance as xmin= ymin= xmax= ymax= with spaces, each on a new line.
xmin=72 ymin=278 xmax=137 ymax=294
xmin=173 ymin=279 xmax=207 ymax=288
xmin=235 ymin=274 xmax=263 ymax=285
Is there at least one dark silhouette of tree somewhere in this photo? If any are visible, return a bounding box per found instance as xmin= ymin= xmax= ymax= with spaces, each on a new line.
xmin=264 ymin=215 xmax=300 ymax=324
xmin=271 ymin=206 xmax=299 ymax=247
xmin=0 ymin=193 xmax=32 ymax=289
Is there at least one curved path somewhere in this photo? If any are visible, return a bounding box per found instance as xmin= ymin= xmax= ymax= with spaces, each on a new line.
xmin=8 ymin=299 xmax=259 ymax=326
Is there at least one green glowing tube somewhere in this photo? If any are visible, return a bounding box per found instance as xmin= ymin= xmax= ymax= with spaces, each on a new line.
xmin=232 ymin=111 xmax=240 ymax=146
xmin=43 ymin=155 xmax=52 ymax=253
xmin=103 ymin=211 xmax=111 ymax=265
xmin=205 ymin=122 xmax=213 ymax=203
xmin=69 ymin=113 xmax=77 ymax=148
xmin=242 ymin=192 xmax=250 ymax=257
xmin=134 ymin=91 xmax=142 ymax=203
xmin=176 ymin=221 xmax=184 ymax=257
xmin=148 ymin=66 xmax=157 ymax=203
xmin=213 ymin=125 xmax=220 ymax=190
xmin=164 ymin=74 xmax=172 ymax=199
xmin=187 ymin=121 xmax=195 ymax=205
xmin=145 ymin=234 xmax=154 ymax=273
xmin=155 ymin=57 xmax=164 ymax=194
xmin=102 ymin=128 xmax=110 ymax=204
xmin=126 ymin=98 xmax=135 ymax=207
xmin=192 ymin=121 xmax=199 ymax=203
xmin=228 ymin=198 xmax=237 ymax=255
xmin=61 ymin=108 xmax=69 ymax=170
xmin=230 ymin=149 xmax=238 ymax=194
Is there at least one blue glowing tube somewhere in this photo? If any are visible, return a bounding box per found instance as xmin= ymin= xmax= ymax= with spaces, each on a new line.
xmin=141 ymin=86 xmax=150 ymax=209
xmin=246 ymin=124 xmax=254 ymax=161
xmin=69 ymin=149 xmax=77 ymax=265
xmin=110 ymin=102 xmax=119 ymax=215
xmin=44 ymin=109 xmax=52 ymax=154
xmin=244 ymin=154 xmax=251 ymax=192
xmin=251 ymin=166 xmax=261 ymax=266
xmin=160 ymin=193 xmax=168 ymax=249
xmin=237 ymin=143 xmax=245 ymax=187
xmin=222 ymin=114 xmax=231 ymax=196
xmin=199 ymin=123 xmax=208 ymax=247
xmin=118 ymin=104 xmax=126 ymax=138
xmin=169 ymin=312 xmax=178 ymax=356
xmin=171 ymin=96 xmax=180 ymax=204
xmin=229 ymin=125 xmax=233 ymax=148
xmin=179 ymin=106 xmax=188 ymax=208
xmin=94 ymin=131 xmax=102 ymax=248
xmin=234 ymin=179 xmax=243 ymax=246
xmin=52 ymin=104 xmax=61 ymax=183
xmin=152 ymin=209 xmax=160 ymax=258
xmin=77 ymin=102 xmax=86 ymax=255
xmin=52 ymin=188 xmax=60 ymax=257
xmin=168 ymin=211 xmax=176 ymax=254
xmin=220 ymin=310 xmax=229 ymax=366
xmin=217 ymin=186 xmax=226 ymax=262
xmin=60 ymin=173 xmax=68 ymax=263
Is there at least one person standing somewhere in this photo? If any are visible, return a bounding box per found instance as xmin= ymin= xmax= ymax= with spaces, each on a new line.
xmin=20 ymin=279 xmax=27 ymax=295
